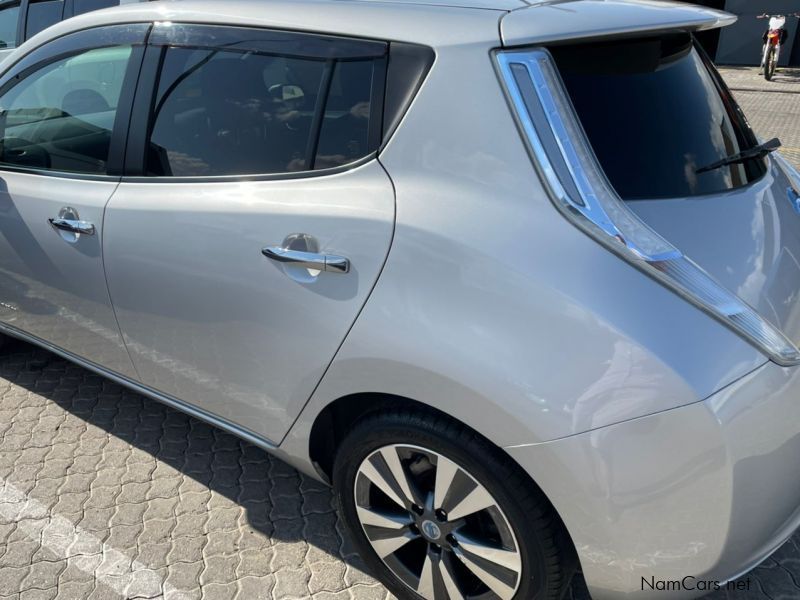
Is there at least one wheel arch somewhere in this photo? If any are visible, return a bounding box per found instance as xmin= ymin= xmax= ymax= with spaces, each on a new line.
xmin=307 ymin=391 xmax=580 ymax=576
xmin=308 ymin=392 xmax=434 ymax=484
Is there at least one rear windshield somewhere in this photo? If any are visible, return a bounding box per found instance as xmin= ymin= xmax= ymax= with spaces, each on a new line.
xmin=549 ymin=33 xmax=766 ymax=200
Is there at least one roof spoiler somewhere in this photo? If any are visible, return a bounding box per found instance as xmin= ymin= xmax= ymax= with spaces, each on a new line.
xmin=501 ymin=0 xmax=737 ymax=47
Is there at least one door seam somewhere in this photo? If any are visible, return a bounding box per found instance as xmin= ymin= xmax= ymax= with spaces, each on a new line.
xmin=99 ymin=181 xmax=142 ymax=381
xmin=276 ymin=157 xmax=398 ymax=447
xmin=99 ymin=30 xmax=152 ymax=382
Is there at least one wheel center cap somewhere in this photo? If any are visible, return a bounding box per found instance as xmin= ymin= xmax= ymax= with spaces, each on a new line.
xmin=420 ymin=520 xmax=442 ymax=541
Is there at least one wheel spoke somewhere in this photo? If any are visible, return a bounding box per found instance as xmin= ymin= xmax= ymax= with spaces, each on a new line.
xmin=379 ymin=447 xmax=417 ymax=506
xmin=433 ymin=455 xmax=459 ymax=511
xmin=359 ymin=455 xmax=410 ymax=509
xmin=369 ymin=529 xmax=419 ymax=559
xmin=447 ymin=482 xmax=496 ymax=521
xmin=453 ymin=546 xmax=517 ymax=600
xmin=355 ymin=444 xmax=522 ymax=599
xmin=417 ymin=553 xmax=435 ymax=599
xmin=453 ymin=532 xmax=521 ymax=573
xmin=356 ymin=505 xmax=412 ymax=530
xmin=437 ymin=553 xmax=465 ymax=600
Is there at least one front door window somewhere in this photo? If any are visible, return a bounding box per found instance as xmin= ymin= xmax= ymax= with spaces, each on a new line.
xmin=0 ymin=45 xmax=133 ymax=174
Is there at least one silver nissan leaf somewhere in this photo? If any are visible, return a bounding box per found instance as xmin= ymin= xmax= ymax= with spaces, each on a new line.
xmin=0 ymin=0 xmax=798 ymax=598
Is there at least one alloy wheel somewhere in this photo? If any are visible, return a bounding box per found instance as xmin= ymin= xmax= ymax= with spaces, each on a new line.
xmin=353 ymin=444 xmax=523 ymax=600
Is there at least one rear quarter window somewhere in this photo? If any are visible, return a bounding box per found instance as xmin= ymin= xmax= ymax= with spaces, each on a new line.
xmin=549 ymin=33 xmax=765 ymax=200
xmin=145 ymin=44 xmax=384 ymax=177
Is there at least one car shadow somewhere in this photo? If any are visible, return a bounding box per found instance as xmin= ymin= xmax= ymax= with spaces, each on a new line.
xmin=0 ymin=337 xmax=380 ymax=587
xmin=0 ymin=337 xmax=600 ymax=597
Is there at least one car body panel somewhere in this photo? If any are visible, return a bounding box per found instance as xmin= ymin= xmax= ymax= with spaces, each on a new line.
xmin=507 ymin=358 xmax=800 ymax=599
xmin=501 ymin=0 xmax=736 ymax=47
xmin=103 ymin=161 xmax=395 ymax=444
xmin=629 ymin=161 xmax=800 ymax=351
xmin=0 ymin=172 xmax=136 ymax=377
xmin=280 ymin=29 xmax=766 ymax=458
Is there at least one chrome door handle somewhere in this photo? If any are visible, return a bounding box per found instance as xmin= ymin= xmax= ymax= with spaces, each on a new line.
xmin=262 ymin=246 xmax=350 ymax=274
xmin=48 ymin=217 xmax=95 ymax=235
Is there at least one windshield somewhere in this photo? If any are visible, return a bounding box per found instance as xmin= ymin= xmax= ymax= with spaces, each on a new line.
xmin=549 ymin=33 xmax=766 ymax=200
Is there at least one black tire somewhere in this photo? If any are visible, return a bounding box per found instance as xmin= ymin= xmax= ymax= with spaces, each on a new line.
xmin=765 ymin=46 xmax=776 ymax=81
xmin=333 ymin=409 xmax=575 ymax=600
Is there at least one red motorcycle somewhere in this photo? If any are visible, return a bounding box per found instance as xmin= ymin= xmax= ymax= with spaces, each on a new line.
xmin=758 ymin=13 xmax=799 ymax=81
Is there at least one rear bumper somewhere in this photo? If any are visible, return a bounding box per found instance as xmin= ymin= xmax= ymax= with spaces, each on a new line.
xmin=507 ymin=360 xmax=800 ymax=599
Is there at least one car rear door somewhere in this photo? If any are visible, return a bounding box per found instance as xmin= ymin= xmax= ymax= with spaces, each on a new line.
xmin=0 ymin=23 xmax=147 ymax=377
xmin=102 ymin=23 xmax=395 ymax=443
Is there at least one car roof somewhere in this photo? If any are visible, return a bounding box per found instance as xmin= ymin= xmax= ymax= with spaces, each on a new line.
xmin=335 ymin=0 xmax=526 ymax=9
xmin=22 ymin=0 xmax=512 ymax=52
xmin=16 ymin=0 xmax=737 ymax=58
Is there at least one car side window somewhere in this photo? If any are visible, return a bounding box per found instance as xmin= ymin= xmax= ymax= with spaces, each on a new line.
xmin=73 ymin=0 xmax=117 ymax=16
xmin=0 ymin=45 xmax=133 ymax=174
xmin=25 ymin=0 xmax=63 ymax=41
xmin=0 ymin=2 xmax=19 ymax=49
xmin=315 ymin=59 xmax=377 ymax=170
xmin=144 ymin=38 xmax=384 ymax=177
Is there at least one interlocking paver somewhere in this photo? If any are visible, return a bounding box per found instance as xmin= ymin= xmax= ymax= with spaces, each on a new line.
xmin=0 ymin=346 xmax=390 ymax=599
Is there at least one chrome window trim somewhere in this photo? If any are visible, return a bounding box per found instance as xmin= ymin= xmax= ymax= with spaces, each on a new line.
xmin=495 ymin=48 xmax=800 ymax=366
xmin=118 ymin=152 xmax=379 ymax=184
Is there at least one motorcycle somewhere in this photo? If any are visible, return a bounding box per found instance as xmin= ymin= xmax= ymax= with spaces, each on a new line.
xmin=758 ymin=13 xmax=799 ymax=81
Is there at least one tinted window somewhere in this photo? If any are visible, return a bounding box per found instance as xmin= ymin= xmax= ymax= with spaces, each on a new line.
xmin=25 ymin=0 xmax=62 ymax=40
xmin=315 ymin=60 xmax=375 ymax=169
xmin=146 ymin=44 xmax=381 ymax=177
xmin=0 ymin=3 xmax=19 ymax=49
xmin=550 ymin=34 xmax=765 ymax=200
xmin=73 ymin=0 xmax=116 ymax=16
xmin=0 ymin=45 xmax=133 ymax=173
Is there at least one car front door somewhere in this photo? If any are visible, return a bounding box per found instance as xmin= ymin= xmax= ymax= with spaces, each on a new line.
xmin=103 ymin=23 xmax=395 ymax=443
xmin=0 ymin=23 xmax=147 ymax=377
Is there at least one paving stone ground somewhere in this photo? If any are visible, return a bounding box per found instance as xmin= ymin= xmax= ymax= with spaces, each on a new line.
xmin=0 ymin=66 xmax=798 ymax=600
xmin=0 ymin=343 xmax=392 ymax=600
xmin=722 ymin=66 xmax=800 ymax=169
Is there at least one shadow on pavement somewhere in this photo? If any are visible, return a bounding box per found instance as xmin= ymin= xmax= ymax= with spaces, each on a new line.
xmin=12 ymin=336 xmax=795 ymax=598
xmin=0 ymin=337 xmax=380 ymax=587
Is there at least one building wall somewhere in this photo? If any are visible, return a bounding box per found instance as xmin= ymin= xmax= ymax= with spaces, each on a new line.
xmin=679 ymin=0 xmax=799 ymax=66
xmin=717 ymin=0 xmax=798 ymax=66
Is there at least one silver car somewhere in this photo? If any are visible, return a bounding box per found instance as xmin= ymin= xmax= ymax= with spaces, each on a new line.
xmin=0 ymin=0 xmax=798 ymax=598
